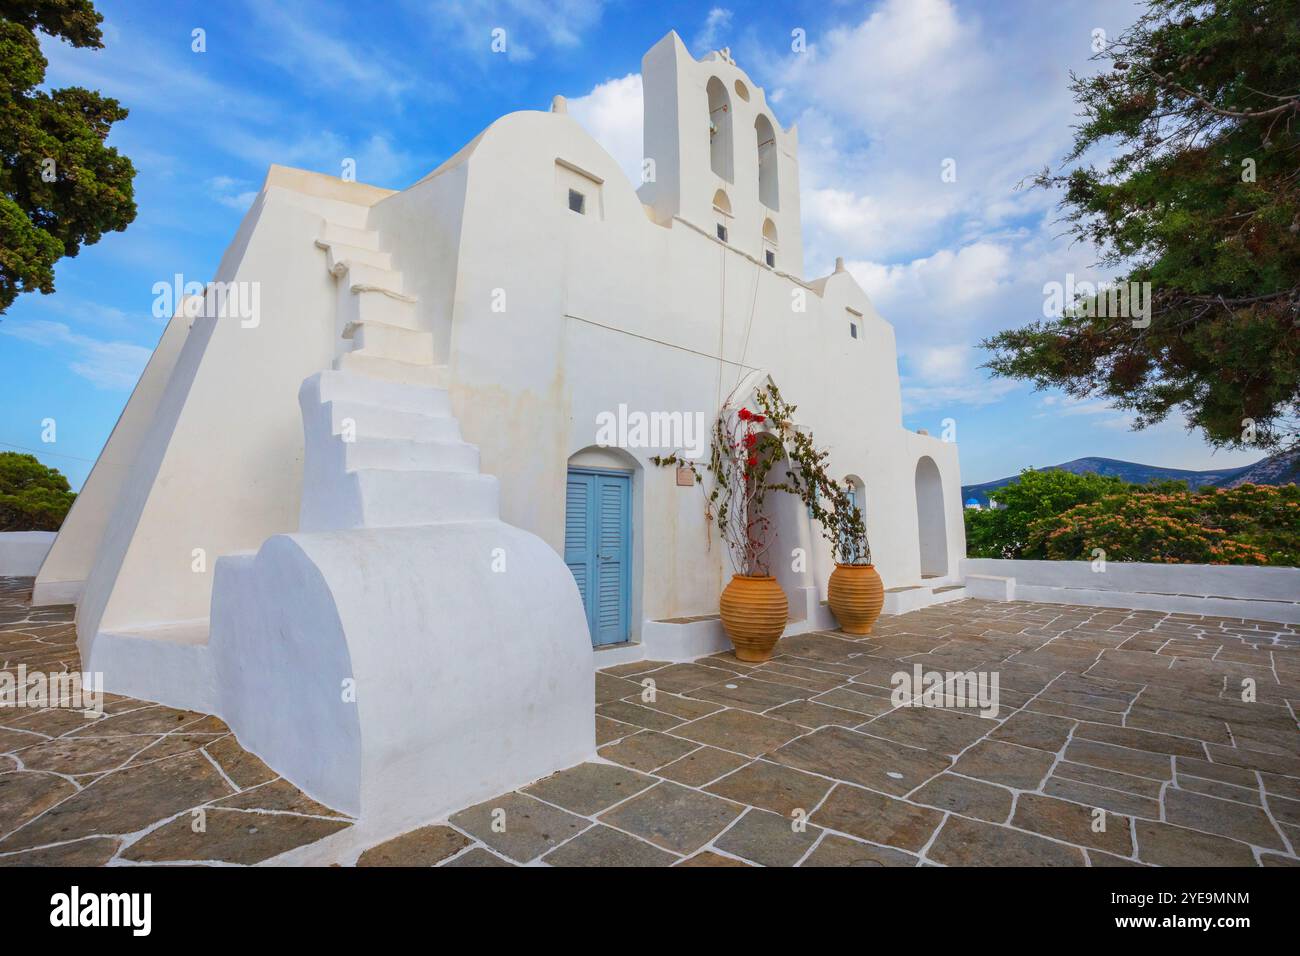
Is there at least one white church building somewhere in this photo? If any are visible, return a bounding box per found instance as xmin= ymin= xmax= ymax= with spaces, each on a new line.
xmin=31 ymin=33 xmax=965 ymax=838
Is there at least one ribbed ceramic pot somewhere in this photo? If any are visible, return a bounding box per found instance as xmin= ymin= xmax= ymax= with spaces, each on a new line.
xmin=719 ymin=574 xmax=788 ymax=662
xmin=827 ymin=563 xmax=884 ymax=635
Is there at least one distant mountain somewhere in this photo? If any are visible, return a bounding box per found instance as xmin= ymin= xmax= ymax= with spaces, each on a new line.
xmin=961 ymin=450 xmax=1299 ymax=507
xmin=1218 ymin=448 xmax=1300 ymax=488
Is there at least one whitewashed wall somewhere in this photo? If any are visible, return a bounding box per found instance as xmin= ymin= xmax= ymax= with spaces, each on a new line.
xmin=962 ymin=558 xmax=1300 ymax=624
xmin=383 ymin=100 xmax=966 ymax=631
xmin=0 ymin=532 xmax=56 ymax=577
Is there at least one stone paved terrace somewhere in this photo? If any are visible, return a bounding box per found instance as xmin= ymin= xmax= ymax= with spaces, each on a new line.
xmin=2 ymin=575 xmax=1298 ymax=867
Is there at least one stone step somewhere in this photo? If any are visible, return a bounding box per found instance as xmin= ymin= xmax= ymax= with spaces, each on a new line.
xmin=339 ymin=260 xmax=406 ymax=297
xmin=325 ymin=399 xmax=462 ymax=442
xmin=344 ymin=320 xmax=434 ymax=364
xmin=333 ymin=352 xmax=444 ymax=387
xmin=883 ymin=583 xmax=968 ymax=616
xmin=318 ymin=221 xmax=381 ymax=251
xmin=931 ymin=586 xmax=967 ymax=606
xmin=342 ymin=436 xmax=479 ymax=473
xmin=337 ymin=285 xmax=420 ymax=333
xmin=349 ymin=469 xmax=500 ymax=528
xmin=316 ymin=200 xmax=371 ymax=230
xmin=310 ymin=369 xmax=452 ymax=417
xmin=318 ymin=240 xmax=392 ymax=273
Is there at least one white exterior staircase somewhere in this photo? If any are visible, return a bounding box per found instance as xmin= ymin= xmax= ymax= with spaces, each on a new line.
xmin=204 ymin=214 xmax=594 ymax=827
xmin=302 ymin=220 xmax=497 ymax=531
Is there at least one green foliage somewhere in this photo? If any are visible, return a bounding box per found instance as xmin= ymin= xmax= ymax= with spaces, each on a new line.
xmin=982 ymin=0 xmax=1300 ymax=450
xmin=964 ymin=469 xmax=1129 ymax=559
xmin=966 ymin=466 xmax=1298 ymax=565
xmin=0 ymin=0 xmax=136 ymax=313
xmin=1030 ymin=483 xmax=1300 ymax=566
xmin=0 ymin=451 xmax=75 ymax=531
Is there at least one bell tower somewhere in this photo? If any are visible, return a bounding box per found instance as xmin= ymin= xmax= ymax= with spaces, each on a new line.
xmin=638 ymin=32 xmax=804 ymax=277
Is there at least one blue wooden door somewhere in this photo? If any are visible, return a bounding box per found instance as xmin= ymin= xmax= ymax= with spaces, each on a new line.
xmin=565 ymin=469 xmax=631 ymax=645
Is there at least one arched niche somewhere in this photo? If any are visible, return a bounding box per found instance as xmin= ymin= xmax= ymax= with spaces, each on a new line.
xmin=754 ymin=445 xmax=812 ymax=621
xmin=915 ymin=456 xmax=948 ymax=578
xmin=841 ymin=474 xmax=867 ymax=564
xmin=707 ymin=76 xmax=734 ymax=182
xmin=755 ymin=113 xmax=778 ymax=210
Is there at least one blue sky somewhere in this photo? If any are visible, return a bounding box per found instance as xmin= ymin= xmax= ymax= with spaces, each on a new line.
xmin=0 ymin=0 xmax=1263 ymax=490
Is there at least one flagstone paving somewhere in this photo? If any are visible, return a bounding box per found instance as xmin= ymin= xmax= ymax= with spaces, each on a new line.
xmin=2 ymin=575 xmax=1298 ymax=866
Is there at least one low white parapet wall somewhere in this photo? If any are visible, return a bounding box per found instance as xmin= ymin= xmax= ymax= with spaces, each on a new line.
xmin=960 ymin=558 xmax=1300 ymax=624
xmin=0 ymin=531 xmax=56 ymax=578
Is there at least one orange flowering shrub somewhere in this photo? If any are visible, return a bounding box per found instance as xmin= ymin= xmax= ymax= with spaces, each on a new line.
xmin=1027 ymin=483 xmax=1299 ymax=566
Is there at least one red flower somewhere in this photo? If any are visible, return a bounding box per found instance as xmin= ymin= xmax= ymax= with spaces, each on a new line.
xmin=743 ymin=433 xmax=757 ymax=448
xmin=747 ymin=456 xmax=758 ymax=468
xmin=737 ymin=407 xmax=754 ymax=421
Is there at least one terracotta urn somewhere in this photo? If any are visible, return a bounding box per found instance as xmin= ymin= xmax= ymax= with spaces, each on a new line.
xmin=719 ymin=574 xmax=788 ymax=662
xmin=827 ymin=563 xmax=884 ymax=635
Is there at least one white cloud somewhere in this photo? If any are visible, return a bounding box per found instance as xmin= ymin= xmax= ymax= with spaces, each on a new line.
xmin=1 ymin=320 xmax=150 ymax=391
xmin=354 ymin=134 xmax=418 ymax=188
xmin=766 ymin=0 xmax=1139 ymax=270
xmin=38 ymin=23 xmax=281 ymax=131
xmin=691 ymin=8 xmax=733 ymax=55
xmin=1041 ymin=395 xmax=1119 ymax=417
xmin=423 ymin=0 xmax=607 ymax=62
xmin=848 ymin=241 xmax=1016 ymax=322
xmin=911 ymin=344 xmax=971 ymax=383
xmin=779 ymin=0 xmax=969 ymax=126
xmin=220 ymin=192 xmax=258 ymax=211
xmin=16 ymin=295 xmax=157 ymax=337
xmin=245 ymin=1 xmax=416 ymax=100
xmin=567 ymin=73 xmax=643 ymax=186
xmin=902 ymin=378 xmax=1020 ymax=413
xmin=208 ymin=176 xmax=259 ymax=211
xmin=211 ymin=130 xmax=415 ymax=188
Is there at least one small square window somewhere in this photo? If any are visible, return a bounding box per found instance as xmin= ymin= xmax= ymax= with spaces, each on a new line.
xmin=716 ymin=223 xmax=728 ymax=242
xmin=765 ymin=249 xmax=775 ymax=267
xmin=568 ymin=188 xmax=585 ymax=214
xmin=850 ymin=321 xmax=859 ymax=339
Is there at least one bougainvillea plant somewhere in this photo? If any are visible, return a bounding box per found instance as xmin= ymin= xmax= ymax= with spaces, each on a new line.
xmin=652 ymin=380 xmax=872 ymax=575
xmin=753 ymin=384 xmax=871 ymax=566
xmin=653 ymin=395 xmax=784 ymax=575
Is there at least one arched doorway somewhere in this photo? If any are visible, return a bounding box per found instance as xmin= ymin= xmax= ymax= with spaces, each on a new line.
xmin=915 ymin=457 xmax=948 ymax=578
